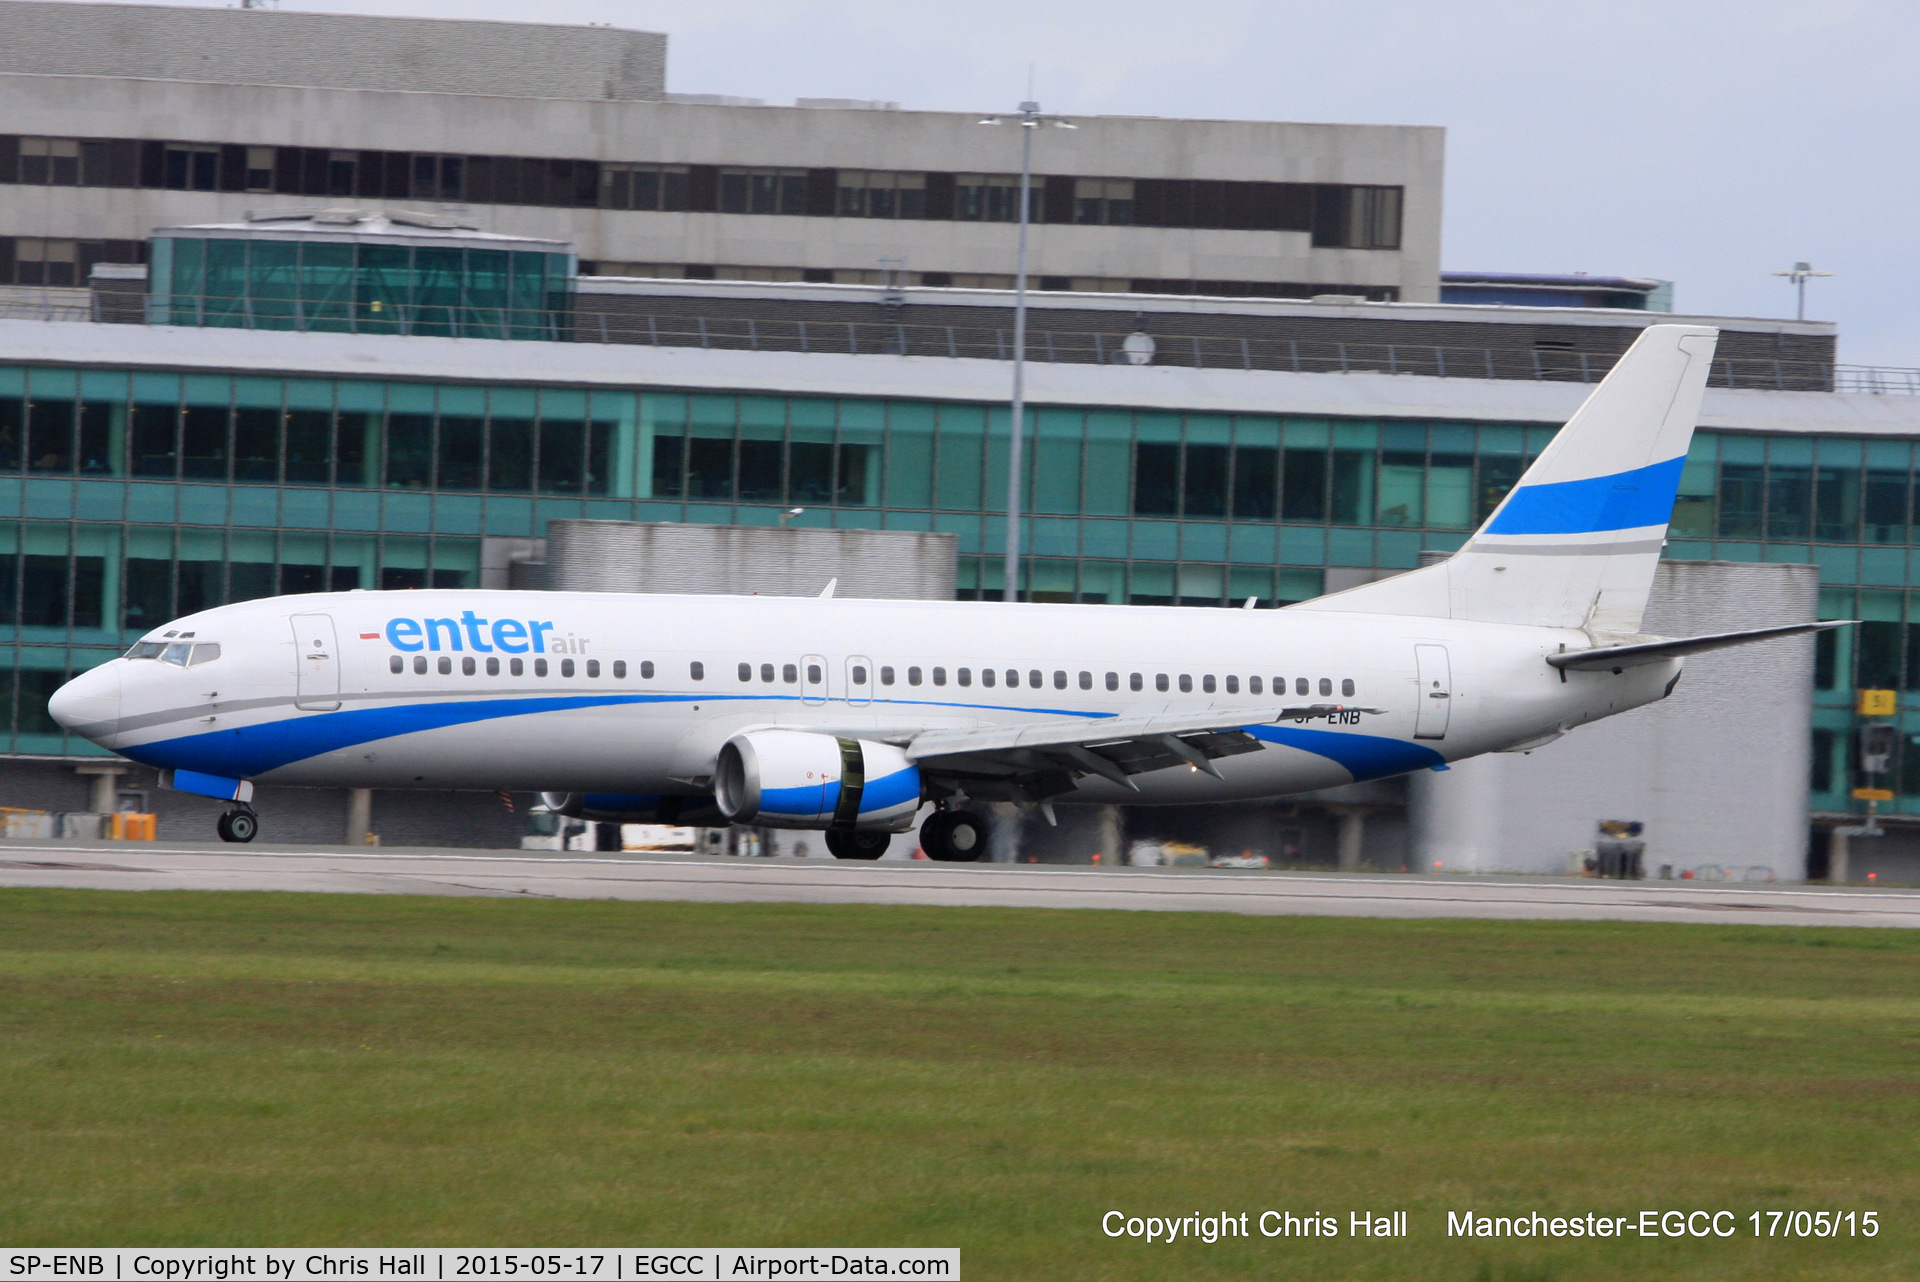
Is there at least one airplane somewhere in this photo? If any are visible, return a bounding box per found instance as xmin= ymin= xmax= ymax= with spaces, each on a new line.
xmin=48 ymin=323 xmax=1845 ymax=856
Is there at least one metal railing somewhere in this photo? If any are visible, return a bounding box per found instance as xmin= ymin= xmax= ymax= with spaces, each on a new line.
xmin=1 ymin=293 xmax=1909 ymax=395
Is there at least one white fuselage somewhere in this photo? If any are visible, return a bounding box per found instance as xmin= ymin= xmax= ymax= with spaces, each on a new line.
xmin=52 ymin=589 xmax=1679 ymax=808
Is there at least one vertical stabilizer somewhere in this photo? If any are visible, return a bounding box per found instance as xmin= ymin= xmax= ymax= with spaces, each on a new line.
xmin=1290 ymin=323 xmax=1719 ymax=632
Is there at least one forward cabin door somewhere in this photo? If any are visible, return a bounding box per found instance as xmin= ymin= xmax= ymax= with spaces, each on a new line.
xmin=1413 ymin=644 xmax=1451 ymax=740
xmin=292 ymin=613 xmax=342 ymax=711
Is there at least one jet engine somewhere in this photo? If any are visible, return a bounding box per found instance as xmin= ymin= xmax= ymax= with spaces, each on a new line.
xmin=538 ymin=792 xmax=726 ymax=825
xmin=713 ymin=730 xmax=921 ymax=831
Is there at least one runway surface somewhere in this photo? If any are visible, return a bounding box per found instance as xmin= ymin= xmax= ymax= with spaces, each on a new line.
xmin=0 ymin=837 xmax=1912 ymax=927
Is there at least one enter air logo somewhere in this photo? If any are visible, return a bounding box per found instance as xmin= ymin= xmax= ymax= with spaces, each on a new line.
xmin=384 ymin=612 xmax=572 ymax=654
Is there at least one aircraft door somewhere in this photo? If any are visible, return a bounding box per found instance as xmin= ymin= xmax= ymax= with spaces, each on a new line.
xmin=801 ymin=654 xmax=829 ymax=706
xmin=292 ymin=613 xmax=342 ymax=711
xmin=846 ymin=655 xmax=873 ymax=706
xmin=1414 ymin=644 xmax=1451 ymax=740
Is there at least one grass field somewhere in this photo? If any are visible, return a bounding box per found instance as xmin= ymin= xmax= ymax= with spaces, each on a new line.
xmin=1 ymin=888 xmax=1917 ymax=1280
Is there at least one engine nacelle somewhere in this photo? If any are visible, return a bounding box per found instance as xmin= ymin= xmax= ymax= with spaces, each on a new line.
xmin=539 ymin=792 xmax=726 ymax=826
xmin=714 ymin=730 xmax=921 ymax=831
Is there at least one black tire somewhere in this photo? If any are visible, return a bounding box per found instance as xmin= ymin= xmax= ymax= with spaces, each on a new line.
xmin=922 ymin=810 xmax=986 ymax=862
xmin=825 ymin=829 xmax=891 ymax=860
xmin=217 ymin=810 xmax=257 ymax=844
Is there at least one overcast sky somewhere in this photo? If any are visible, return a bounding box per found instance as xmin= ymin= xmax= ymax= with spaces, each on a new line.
xmin=68 ymin=0 xmax=1920 ymax=365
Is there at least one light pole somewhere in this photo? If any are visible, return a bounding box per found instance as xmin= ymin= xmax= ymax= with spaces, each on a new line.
xmin=980 ymin=101 xmax=1073 ymax=601
xmin=1771 ymin=260 xmax=1832 ymax=321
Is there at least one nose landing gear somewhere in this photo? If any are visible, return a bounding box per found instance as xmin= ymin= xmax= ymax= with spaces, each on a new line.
xmin=216 ymin=809 xmax=258 ymax=844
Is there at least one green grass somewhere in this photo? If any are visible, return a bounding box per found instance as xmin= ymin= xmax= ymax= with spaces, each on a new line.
xmin=2 ymin=889 xmax=1918 ymax=1280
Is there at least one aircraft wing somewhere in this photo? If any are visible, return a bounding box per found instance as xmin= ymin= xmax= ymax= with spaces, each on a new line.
xmin=1547 ymin=620 xmax=1853 ymax=672
xmin=895 ymin=703 xmax=1386 ymax=801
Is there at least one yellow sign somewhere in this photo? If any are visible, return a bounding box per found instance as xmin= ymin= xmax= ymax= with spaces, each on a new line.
xmin=1859 ymin=689 xmax=1898 ymax=717
xmin=1853 ymin=787 xmax=1894 ymax=801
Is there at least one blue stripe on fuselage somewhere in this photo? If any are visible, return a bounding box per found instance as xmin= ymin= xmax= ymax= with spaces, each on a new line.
xmin=1482 ymin=455 xmax=1685 ymax=536
xmin=1245 ymin=724 xmax=1444 ymax=782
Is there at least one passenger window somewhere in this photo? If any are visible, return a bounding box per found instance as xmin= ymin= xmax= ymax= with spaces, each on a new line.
xmin=761 ymin=663 xmax=775 ymax=682
xmin=1104 ymin=672 xmax=1117 ymax=691
xmin=1178 ymin=674 xmax=1192 ymax=693
xmin=880 ymin=666 xmax=895 ymax=685
xmin=1130 ymin=673 xmax=1143 ymax=692
xmin=535 ymin=658 xmax=549 ymax=677
xmin=958 ymin=668 xmax=972 ymax=687
xmin=806 ymin=663 xmax=822 ymax=684
xmin=390 ymin=655 xmax=403 ymax=674
xmin=413 ymin=655 xmax=427 ymax=674
xmin=738 ymin=662 xmax=752 ymax=682
xmin=587 ymin=659 xmax=601 ymax=678
xmin=1054 ymin=671 xmax=1068 ymax=689
xmin=852 ymin=665 xmax=868 ymax=685
xmin=462 ymin=657 xmax=477 ymax=676
xmin=562 ymin=659 xmax=576 ymax=677
xmin=513 ymin=658 xmax=526 ymax=676
xmin=486 ymin=657 xmax=500 ymax=676
xmin=189 ymin=643 xmax=221 ymax=666
xmin=909 ymin=666 xmax=923 ymax=685
xmin=1079 ymin=671 xmax=1091 ymax=690
xmin=1342 ymin=678 xmax=1355 ymax=696
xmin=1011 ymin=669 xmax=1024 ymax=688
xmin=640 ymin=660 xmax=654 ymax=678
xmin=1249 ymin=676 xmax=1262 ymax=694
xmin=1028 ymin=669 xmax=1041 ymax=688
xmin=783 ymin=663 xmax=798 ymax=683
xmin=1319 ymin=677 xmax=1332 ymax=696
xmin=1295 ymin=677 xmax=1308 ymax=696
xmin=1225 ymin=675 xmax=1237 ymax=693
xmin=438 ymin=656 xmax=452 ymax=675
xmin=1202 ymin=675 xmax=1216 ymax=694
xmin=691 ymin=661 xmax=705 ymax=680
xmin=932 ymin=666 xmax=946 ymax=686
xmin=981 ymin=668 xmax=996 ymax=688
xmin=611 ymin=660 xmax=624 ymax=678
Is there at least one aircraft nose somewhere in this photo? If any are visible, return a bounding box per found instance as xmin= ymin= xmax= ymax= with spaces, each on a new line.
xmin=48 ymin=663 xmax=123 ymax=739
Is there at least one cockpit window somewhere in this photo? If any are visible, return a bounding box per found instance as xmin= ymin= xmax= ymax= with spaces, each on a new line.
xmin=125 ymin=641 xmax=166 ymax=660
xmin=188 ymin=643 xmax=221 ymax=666
xmin=162 ymin=643 xmax=194 ymax=667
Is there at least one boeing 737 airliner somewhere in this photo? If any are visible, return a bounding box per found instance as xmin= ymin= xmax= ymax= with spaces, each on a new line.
xmin=48 ymin=324 xmax=1842 ymax=855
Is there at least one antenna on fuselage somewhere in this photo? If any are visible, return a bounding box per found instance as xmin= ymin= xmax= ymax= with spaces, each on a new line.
xmin=818 ymin=578 xmax=838 ymax=599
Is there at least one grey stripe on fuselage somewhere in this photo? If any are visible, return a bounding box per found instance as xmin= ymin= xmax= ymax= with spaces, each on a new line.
xmin=1464 ymin=538 xmax=1666 ymax=558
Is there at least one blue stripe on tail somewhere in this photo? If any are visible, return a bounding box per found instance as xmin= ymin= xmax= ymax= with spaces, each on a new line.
xmin=1483 ymin=455 xmax=1686 ymax=536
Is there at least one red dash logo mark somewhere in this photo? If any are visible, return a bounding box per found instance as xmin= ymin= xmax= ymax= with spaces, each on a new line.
xmin=359 ymin=632 xmax=381 ymax=640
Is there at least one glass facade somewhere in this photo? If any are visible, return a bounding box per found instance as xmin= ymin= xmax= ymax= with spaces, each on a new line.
xmin=1 ymin=359 xmax=1913 ymax=808
xmin=149 ymin=234 xmax=576 ymax=340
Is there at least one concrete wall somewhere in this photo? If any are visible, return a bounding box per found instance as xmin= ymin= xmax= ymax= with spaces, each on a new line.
xmin=543 ymin=520 xmax=957 ymax=600
xmin=0 ymin=3 xmax=666 ymax=100
xmin=0 ymin=72 xmax=1443 ymax=299
xmin=1408 ymin=561 xmax=1819 ymax=879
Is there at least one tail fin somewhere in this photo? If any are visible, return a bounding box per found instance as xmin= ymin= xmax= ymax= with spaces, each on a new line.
xmin=1290 ymin=323 xmax=1719 ymax=632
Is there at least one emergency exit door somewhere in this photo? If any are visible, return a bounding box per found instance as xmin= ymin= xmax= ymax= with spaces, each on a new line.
xmin=1414 ymin=644 xmax=1451 ymax=740
xmin=292 ymin=613 xmax=341 ymax=711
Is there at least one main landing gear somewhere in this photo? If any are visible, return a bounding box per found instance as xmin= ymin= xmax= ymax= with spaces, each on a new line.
xmin=919 ymin=810 xmax=987 ymax=862
xmin=825 ymin=829 xmax=891 ymax=860
xmin=216 ymin=808 xmax=258 ymax=844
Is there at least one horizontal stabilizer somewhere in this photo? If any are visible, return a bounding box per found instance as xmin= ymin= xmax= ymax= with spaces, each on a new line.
xmin=1546 ymin=620 xmax=1854 ymax=672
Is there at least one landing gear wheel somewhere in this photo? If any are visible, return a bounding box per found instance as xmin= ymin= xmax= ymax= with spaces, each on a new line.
xmin=216 ymin=810 xmax=257 ymax=844
xmin=920 ymin=810 xmax=986 ymax=862
xmin=825 ymin=829 xmax=891 ymax=860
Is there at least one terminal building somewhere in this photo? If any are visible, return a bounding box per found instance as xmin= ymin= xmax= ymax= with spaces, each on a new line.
xmin=0 ymin=1 xmax=1915 ymax=876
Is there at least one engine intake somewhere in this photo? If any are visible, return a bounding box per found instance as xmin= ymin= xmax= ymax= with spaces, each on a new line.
xmin=714 ymin=730 xmax=921 ymax=831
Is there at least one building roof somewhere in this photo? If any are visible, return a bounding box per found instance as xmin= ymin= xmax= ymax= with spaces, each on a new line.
xmin=156 ymin=210 xmax=572 ymax=254
xmin=0 ymin=1 xmax=666 ymax=101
